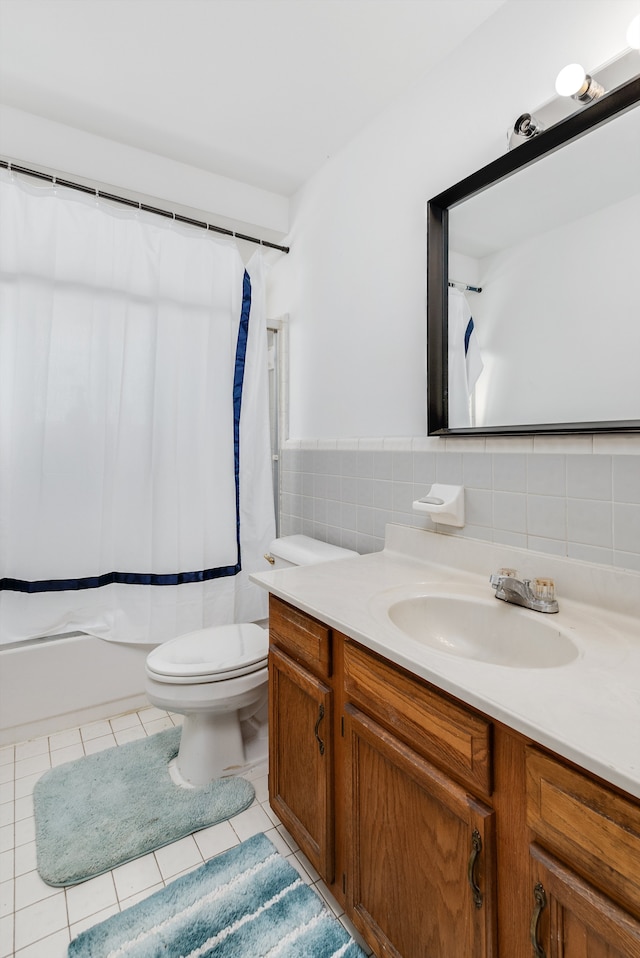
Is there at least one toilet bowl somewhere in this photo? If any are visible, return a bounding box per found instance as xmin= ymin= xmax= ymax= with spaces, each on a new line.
xmin=145 ymin=535 xmax=358 ymax=785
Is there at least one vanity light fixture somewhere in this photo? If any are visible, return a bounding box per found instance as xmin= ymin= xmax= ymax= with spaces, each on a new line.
xmin=555 ymin=63 xmax=605 ymax=103
xmin=507 ymin=112 xmax=545 ymax=150
xmin=512 ymin=112 xmax=544 ymax=139
xmin=627 ymin=14 xmax=640 ymax=50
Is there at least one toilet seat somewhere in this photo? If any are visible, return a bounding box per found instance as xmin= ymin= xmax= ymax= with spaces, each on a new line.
xmin=146 ymin=623 xmax=268 ymax=684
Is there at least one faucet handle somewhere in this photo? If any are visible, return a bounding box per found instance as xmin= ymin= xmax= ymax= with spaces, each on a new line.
xmin=533 ymin=577 xmax=556 ymax=601
xmin=490 ymin=567 xmax=517 ymax=585
xmin=490 ymin=568 xmax=518 ymax=589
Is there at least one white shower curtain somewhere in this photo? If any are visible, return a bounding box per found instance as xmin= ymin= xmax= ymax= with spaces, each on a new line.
xmin=0 ymin=169 xmax=275 ymax=645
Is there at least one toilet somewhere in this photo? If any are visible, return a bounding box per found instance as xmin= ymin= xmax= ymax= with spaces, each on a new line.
xmin=145 ymin=535 xmax=358 ymax=786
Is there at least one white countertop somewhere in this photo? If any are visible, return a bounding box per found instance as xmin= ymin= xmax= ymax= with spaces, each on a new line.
xmin=251 ymin=525 xmax=640 ymax=799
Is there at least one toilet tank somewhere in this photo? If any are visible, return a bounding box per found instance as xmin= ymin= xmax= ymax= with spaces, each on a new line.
xmin=266 ymin=535 xmax=358 ymax=569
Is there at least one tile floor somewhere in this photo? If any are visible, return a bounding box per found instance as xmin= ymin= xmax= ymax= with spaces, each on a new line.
xmin=0 ymin=706 xmax=371 ymax=957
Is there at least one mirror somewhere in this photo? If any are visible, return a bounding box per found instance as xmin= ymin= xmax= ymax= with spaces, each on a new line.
xmin=427 ymin=72 xmax=640 ymax=435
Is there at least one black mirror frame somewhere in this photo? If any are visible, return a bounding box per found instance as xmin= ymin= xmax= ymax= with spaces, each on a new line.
xmin=427 ymin=73 xmax=640 ymax=436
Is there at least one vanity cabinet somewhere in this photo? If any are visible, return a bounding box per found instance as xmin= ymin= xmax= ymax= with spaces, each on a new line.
xmin=268 ymin=596 xmax=640 ymax=958
xmin=526 ymin=748 xmax=640 ymax=958
xmin=345 ymin=704 xmax=496 ymax=958
xmin=344 ymin=639 xmax=497 ymax=958
xmin=268 ymin=597 xmax=335 ymax=881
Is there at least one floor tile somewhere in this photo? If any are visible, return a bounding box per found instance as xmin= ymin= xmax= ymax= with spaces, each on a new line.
xmin=229 ymin=802 xmax=272 ymax=841
xmin=0 ymin=783 xmax=13 ymax=806
xmin=14 ymin=795 xmax=34 ymax=824
xmin=14 ymin=891 xmax=67 ymax=949
xmin=0 ymin=749 xmax=13 ymax=768
xmin=14 ymin=754 xmax=50 ymax=782
xmin=14 ymin=773 xmax=43 ymax=800
xmin=112 ymin=852 xmax=162 ymax=901
xmin=0 ymin=769 xmax=13 ymax=788
xmin=0 ymin=826 xmax=13 ymax=855
xmin=50 ymin=743 xmax=85 ymax=767
xmin=315 ymin=879 xmax=343 ymax=917
xmin=113 ymin=726 xmax=146 ymax=746
xmin=193 ymin=820 xmax=239 ymax=861
xmin=14 ymin=740 xmax=48 ymax=763
xmin=252 ymin=773 xmax=269 ymax=803
xmin=65 ymin=872 xmax=117 ymax=925
xmin=14 ymin=817 xmax=36 ymax=849
xmin=142 ymin=717 xmax=174 ymax=736
xmin=48 ymin=728 xmax=81 ymax=751
xmin=262 ymin=826 xmax=294 ymax=860
xmin=83 ymin=734 xmax=117 ymax=755
xmin=136 ymin=707 xmax=168 ymax=725
xmin=14 ymin=843 xmax=36 ymax=879
xmin=153 ymin=835 xmax=203 ymax=880
xmin=79 ymin=720 xmax=112 ymax=742
xmin=0 ymin=913 xmax=14 ymax=958
xmin=15 ymin=869 xmax=59 ymax=910
xmin=0 ymin=880 xmax=13 ymax=918
xmin=285 ymin=853 xmax=314 ymax=884
xmin=15 ymin=926 xmax=70 ymax=958
xmin=0 ymin=850 xmax=14 ymax=884
xmin=118 ymin=881 xmax=164 ymax=911
xmin=275 ymin=822 xmax=299 ymax=852
xmin=109 ymin=713 xmax=142 ymax=733
xmin=69 ymin=901 xmax=120 ymax=939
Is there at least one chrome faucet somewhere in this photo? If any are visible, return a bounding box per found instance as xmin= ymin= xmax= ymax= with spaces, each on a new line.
xmin=489 ymin=568 xmax=559 ymax=613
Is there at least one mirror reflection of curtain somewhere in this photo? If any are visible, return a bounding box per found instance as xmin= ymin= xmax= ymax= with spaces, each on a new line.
xmin=447 ymin=286 xmax=483 ymax=428
xmin=0 ymin=170 xmax=275 ymax=645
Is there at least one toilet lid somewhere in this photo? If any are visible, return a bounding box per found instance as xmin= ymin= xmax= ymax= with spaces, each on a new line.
xmin=146 ymin=623 xmax=268 ymax=681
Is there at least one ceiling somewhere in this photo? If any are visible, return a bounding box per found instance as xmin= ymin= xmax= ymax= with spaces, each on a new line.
xmin=0 ymin=0 xmax=505 ymax=197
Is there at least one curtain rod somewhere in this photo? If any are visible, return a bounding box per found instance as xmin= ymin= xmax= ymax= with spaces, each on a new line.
xmin=0 ymin=159 xmax=290 ymax=254
xmin=448 ymin=279 xmax=482 ymax=293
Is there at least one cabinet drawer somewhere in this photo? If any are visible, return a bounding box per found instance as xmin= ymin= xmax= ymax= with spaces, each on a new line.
xmin=344 ymin=639 xmax=492 ymax=796
xmin=269 ymin=596 xmax=331 ymax=678
xmin=526 ymin=747 xmax=640 ymax=917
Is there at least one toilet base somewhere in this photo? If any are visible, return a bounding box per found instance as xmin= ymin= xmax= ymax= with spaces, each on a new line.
xmin=169 ymin=704 xmax=268 ymax=787
xmin=175 ymin=710 xmax=245 ymax=786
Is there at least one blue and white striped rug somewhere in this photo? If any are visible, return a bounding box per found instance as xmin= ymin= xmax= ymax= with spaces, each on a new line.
xmin=68 ymin=832 xmax=368 ymax=957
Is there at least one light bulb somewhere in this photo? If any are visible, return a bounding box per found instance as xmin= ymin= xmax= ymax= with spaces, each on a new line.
xmin=627 ymin=14 xmax=640 ymax=49
xmin=555 ymin=63 xmax=587 ymax=97
xmin=555 ymin=63 xmax=604 ymax=103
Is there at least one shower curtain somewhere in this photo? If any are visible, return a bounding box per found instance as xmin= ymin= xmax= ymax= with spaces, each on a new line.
xmin=0 ymin=169 xmax=275 ymax=645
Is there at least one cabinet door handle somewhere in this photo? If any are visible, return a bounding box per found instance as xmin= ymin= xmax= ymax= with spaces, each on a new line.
xmin=530 ymin=882 xmax=547 ymax=958
xmin=467 ymin=828 xmax=483 ymax=909
xmin=314 ymin=704 xmax=325 ymax=755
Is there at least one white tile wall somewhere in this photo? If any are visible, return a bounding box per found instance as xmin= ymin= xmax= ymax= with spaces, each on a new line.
xmin=279 ymin=439 xmax=640 ymax=570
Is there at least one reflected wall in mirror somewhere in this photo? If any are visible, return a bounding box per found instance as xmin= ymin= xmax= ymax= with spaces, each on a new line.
xmin=427 ymin=72 xmax=640 ymax=436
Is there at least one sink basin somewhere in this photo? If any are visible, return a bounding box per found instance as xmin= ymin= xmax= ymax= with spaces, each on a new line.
xmin=387 ymin=593 xmax=579 ymax=668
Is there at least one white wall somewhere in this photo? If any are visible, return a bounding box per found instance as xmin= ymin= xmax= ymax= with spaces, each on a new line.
xmin=268 ymin=0 xmax=640 ymax=439
xmin=0 ymin=104 xmax=289 ymax=238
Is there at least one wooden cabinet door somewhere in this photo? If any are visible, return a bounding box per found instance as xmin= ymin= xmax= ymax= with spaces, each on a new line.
xmin=268 ymin=645 xmax=334 ymax=881
xmin=529 ymin=844 xmax=640 ymax=958
xmin=345 ymin=705 xmax=497 ymax=958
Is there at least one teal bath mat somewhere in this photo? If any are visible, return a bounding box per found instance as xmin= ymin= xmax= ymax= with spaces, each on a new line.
xmin=68 ymin=832 xmax=367 ymax=957
xmin=34 ymin=726 xmax=255 ymax=886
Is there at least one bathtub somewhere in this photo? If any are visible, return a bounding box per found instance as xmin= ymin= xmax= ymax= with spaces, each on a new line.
xmin=0 ymin=632 xmax=154 ymax=747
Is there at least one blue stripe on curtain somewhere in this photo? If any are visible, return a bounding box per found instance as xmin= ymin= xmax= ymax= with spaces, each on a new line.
xmin=464 ymin=317 xmax=475 ymax=356
xmin=0 ymin=270 xmax=252 ymax=595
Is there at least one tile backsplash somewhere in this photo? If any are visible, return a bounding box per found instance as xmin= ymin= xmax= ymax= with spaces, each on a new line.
xmin=279 ymin=438 xmax=640 ymax=571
